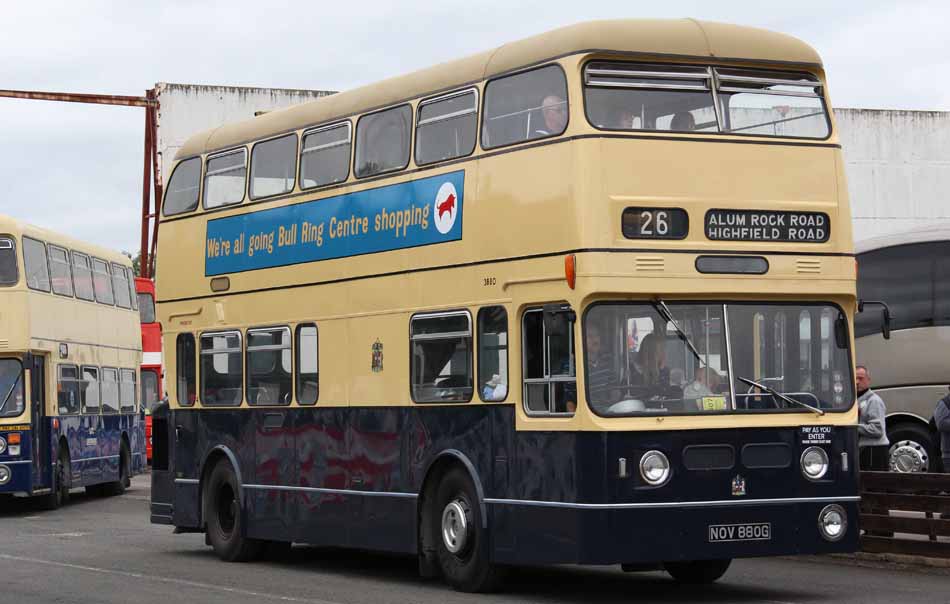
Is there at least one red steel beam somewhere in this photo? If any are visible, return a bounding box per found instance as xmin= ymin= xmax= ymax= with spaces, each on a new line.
xmin=0 ymin=89 xmax=155 ymax=107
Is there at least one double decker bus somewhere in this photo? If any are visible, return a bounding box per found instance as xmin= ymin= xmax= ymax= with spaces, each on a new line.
xmin=0 ymin=214 xmax=145 ymax=509
xmin=136 ymin=276 xmax=163 ymax=462
xmin=151 ymin=19 xmax=859 ymax=590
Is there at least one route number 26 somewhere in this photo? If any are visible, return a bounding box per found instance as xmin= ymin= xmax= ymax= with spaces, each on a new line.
xmin=640 ymin=210 xmax=670 ymax=236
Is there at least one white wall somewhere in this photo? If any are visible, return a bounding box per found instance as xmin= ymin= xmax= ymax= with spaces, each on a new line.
xmin=154 ymin=82 xmax=334 ymax=187
xmin=835 ymin=108 xmax=950 ymax=242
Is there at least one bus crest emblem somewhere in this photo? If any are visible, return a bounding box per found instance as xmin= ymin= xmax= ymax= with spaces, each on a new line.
xmin=371 ymin=339 xmax=384 ymax=373
xmin=731 ymin=475 xmax=747 ymax=497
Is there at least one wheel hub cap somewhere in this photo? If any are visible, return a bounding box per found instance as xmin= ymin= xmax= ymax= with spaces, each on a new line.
xmin=889 ymin=440 xmax=929 ymax=473
xmin=441 ymin=499 xmax=470 ymax=554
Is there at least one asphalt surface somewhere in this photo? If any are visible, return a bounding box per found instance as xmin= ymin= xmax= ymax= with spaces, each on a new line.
xmin=1 ymin=473 xmax=948 ymax=604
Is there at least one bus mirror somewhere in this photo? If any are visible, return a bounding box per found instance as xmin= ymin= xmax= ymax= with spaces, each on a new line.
xmin=542 ymin=303 xmax=575 ymax=337
xmin=834 ymin=313 xmax=848 ymax=349
xmin=858 ymin=300 xmax=891 ymax=340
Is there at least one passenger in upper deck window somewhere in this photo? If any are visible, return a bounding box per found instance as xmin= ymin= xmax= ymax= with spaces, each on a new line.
xmin=670 ymin=111 xmax=696 ymax=131
xmin=535 ymin=95 xmax=568 ymax=136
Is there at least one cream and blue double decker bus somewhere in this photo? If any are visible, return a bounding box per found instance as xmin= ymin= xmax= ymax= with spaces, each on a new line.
xmin=151 ymin=19 xmax=859 ymax=591
xmin=0 ymin=215 xmax=145 ymax=509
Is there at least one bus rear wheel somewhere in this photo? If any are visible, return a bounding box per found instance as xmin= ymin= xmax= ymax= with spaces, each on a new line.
xmin=106 ymin=442 xmax=131 ymax=496
xmin=664 ymin=559 xmax=731 ymax=584
xmin=432 ymin=468 xmax=499 ymax=592
xmin=204 ymin=460 xmax=262 ymax=562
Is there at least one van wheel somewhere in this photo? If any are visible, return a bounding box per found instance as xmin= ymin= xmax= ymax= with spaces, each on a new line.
xmin=887 ymin=423 xmax=936 ymax=473
xmin=107 ymin=442 xmax=131 ymax=495
xmin=664 ymin=559 xmax=732 ymax=584
xmin=40 ymin=447 xmax=71 ymax=510
xmin=432 ymin=468 xmax=499 ymax=592
xmin=204 ymin=460 xmax=262 ymax=562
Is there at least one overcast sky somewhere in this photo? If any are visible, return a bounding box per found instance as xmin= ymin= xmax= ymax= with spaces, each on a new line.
xmin=1 ymin=0 xmax=947 ymax=255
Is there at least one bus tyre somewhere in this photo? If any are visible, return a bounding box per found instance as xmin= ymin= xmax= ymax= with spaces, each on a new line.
xmin=433 ymin=468 xmax=499 ymax=592
xmin=107 ymin=442 xmax=131 ymax=496
xmin=205 ymin=460 xmax=262 ymax=562
xmin=41 ymin=447 xmax=71 ymax=510
xmin=887 ymin=423 xmax=937 ymax=473
xmin=664 ymin=559 xmax=732 ymax=584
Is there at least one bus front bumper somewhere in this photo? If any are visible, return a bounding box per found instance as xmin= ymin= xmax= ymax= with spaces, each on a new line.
xmin=491 ymin=497 xmax=860 ymax=565
xmin=0 ymin=460 xmax=33 ymax=496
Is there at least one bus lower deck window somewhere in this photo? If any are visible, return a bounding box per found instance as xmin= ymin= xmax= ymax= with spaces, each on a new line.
xmin=200 ymin=331 xmax=243 ymax=406
xmin=410 ymin=311 xmax=473 ymax=403
xmin=176 ymin=333 xmax=197 ymax=406
xmin=246 ymin=327 xmax=292 ymax=405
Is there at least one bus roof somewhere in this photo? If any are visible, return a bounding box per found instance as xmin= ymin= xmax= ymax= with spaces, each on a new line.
xmin=856 ymin=224 xmax=950 ymax=254
xmin=176 ymin=19 xmax=823 ymax=161
xmin=0 ymin=213 xmax=132 ymax=267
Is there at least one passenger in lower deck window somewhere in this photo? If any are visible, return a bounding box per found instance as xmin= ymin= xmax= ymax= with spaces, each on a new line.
xmin=535 ymin=95 xmax=567 ymax=137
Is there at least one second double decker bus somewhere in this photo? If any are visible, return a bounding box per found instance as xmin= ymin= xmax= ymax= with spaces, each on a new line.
xmin=151 ymin=19 xmax=859 ymax=591
xmin=1 ymin=215 xmax=145 ymax=509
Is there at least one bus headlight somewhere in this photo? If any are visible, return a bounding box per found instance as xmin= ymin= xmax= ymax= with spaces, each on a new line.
xmin=818 ymin=504 xmax=847 ymax=541
xmin=0 ymin=465 xmax=11 ymax=485
xmin=0 ymin=436 xmax=6 ymax=455
xmin=801 ymin=446 xmax=829 ymax=480
xmin=639 ymin=450 xmax=671 ymax=486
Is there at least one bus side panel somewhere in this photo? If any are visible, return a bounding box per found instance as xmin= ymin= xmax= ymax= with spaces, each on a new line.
xmin=489 ymin=405 xmax=516 ymax=556
xmin=173 ymin=409 xmax=261 ymax=529
xmin=493 ymin=431 xmax=606 ymax=564
xmin=246 ymin=409 xmax=296 ymax=543
xmin=293 ymin=408 xmax=351 ymax=546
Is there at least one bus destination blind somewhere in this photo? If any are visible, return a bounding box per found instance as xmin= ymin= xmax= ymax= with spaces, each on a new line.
xmin=704 ymin=209 xmax=829 ymax=243
xmin=204 ymin=170 xmax=464 ymax=276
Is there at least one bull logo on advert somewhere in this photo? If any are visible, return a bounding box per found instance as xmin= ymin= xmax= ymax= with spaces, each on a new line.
xmin=433 ymin=182 xmax=459 ymax=235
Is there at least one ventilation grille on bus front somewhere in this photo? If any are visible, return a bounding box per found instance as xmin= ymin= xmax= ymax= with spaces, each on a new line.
xmin=635 ymin=256 xmax=665 ymax=272
xmin=796 ymin=259 xmax=822 ymax=274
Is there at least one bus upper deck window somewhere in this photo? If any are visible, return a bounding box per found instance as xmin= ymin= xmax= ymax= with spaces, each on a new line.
xmin=300 ymin=122 xmax=351 ymax=189
xmin=71 ymin=251 xmax=95 ymax=302
xmin=204 ymin=149 xmax=247 ymax=209
xmin=163 ymin=157 xmax=202 ymax=216
xmin=482 ymin=65 xmax=568 ymax=149
xmin=111 ymin=262 xmax=132 ymax=309
xmin=416 ymin=89 xmax=478 ymax=166
xmin=715 ymin=68 xmax=828 ymax=139
xmin=583 ymin=62 xmax=717 ymax=133
xmin=48 ymin=245 xmax=73 ymax=297
xmin=91 ymin=258 xmax=114 ymax=305
xmin=355 ymin=105 xmax=412 ymax=178
xmin=250 ymin=134 xmax=297 ymax=200
xmin=0 ymin=237 xmax=18 ymax=286
xmin=138 ymin=291 xmax=156 ymax=323
xmin=22 ymin=236 xmax=51 ymax=292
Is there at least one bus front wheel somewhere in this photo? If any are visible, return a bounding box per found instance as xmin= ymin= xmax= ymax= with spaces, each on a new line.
xmin=432 ymin=468 xmax=499 ymax=592
xmin=664 ymin=559 xmax=732 ymax=584
xmin=204 ymin=460 xmax=262 ymax=562
xmin=41 ymin=447 xmax=71 ymax=510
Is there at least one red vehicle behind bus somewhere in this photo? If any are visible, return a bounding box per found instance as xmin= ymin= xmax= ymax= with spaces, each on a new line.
xmin=136 ymin=277 xmax=163 ymax=462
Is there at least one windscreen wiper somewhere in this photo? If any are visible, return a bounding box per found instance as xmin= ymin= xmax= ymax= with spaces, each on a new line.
xmin=737 ymin=376 xmax=825 ymax=416
xmin=652 ymin=299 xmax=703 ymax=364
xmin=0 ymin=376 xmax=19 ymax=414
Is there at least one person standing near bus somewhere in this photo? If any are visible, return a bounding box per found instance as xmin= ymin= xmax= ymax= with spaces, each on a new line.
xmin=856 ymin=365 xmax=889 ymax=471
xmin=934 ymin=388 xmax=950 ymax=472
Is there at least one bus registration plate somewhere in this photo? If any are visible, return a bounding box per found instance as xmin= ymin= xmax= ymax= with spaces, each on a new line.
xmin=708 ymin=522 xmax=771 ymax=543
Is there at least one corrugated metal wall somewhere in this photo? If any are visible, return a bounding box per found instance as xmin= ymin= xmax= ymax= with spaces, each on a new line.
xmin=153 ymin=84 xmax=949 ymax=245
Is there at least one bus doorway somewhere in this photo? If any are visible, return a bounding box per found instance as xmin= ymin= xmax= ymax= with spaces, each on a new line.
xmin=30 ymin=354 xmax=49 ymax=489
